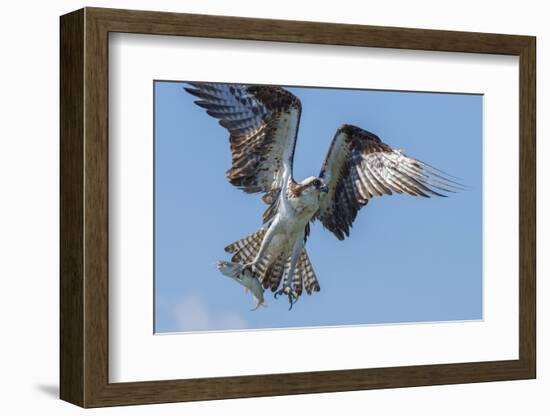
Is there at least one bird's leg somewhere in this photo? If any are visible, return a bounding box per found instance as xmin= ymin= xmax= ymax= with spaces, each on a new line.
xmin=275 ymin=239 xmax=303 ymax=310
xmin=241 ymin=223 xmax=276 ymax=274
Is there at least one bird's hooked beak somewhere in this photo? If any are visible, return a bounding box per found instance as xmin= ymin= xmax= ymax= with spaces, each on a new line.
xmin=320 ymin=184 xmax=329 ymax=193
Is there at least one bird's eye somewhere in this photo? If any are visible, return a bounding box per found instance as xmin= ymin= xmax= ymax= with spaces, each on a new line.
xmin=313 ymin=179 xmax=321 ymax=187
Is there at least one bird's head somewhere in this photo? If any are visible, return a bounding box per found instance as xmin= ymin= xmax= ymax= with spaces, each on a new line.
xmin=298 ymin=176 xmax=329 ymax=195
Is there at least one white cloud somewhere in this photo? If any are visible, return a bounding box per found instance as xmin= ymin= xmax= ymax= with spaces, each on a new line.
xmin=218 ymin=313 xmax=248 ymax=330
xmin=173 ymin=295 xmax=212 ymax=331
xmin=173 ymin=293 xmax=248 ymax=332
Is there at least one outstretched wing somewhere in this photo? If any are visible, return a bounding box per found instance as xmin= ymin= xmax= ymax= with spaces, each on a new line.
xmin=184 ymin=82 xmax=301 ymax=202
xmin=317 ymin=124 xmax=463 ymax=240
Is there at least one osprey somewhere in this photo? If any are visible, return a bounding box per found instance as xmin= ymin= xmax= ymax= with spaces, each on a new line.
xmin=184 ymin=83 xmax=461 ymax=309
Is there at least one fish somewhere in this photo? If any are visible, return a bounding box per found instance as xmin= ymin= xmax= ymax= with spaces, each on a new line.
xmin=217 ymin=261 xmax=267 ymax=311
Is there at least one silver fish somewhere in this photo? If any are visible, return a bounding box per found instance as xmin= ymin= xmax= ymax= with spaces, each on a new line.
xmin=217 ymin=261 xmax=267 ymax=311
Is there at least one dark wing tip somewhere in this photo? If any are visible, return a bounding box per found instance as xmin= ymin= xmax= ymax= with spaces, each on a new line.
xmin=335 ymin=123 xmax=358 ymax=135
xmin=246 ymin=85 xmax=301 ymax=111
xmin=185 ymin=81 xmax=214 ymax=89
xmin=183 ymin=86 xmax=202 ymax=99
xmin=336 ymin=124 xmax=382 ymax=143
xmin=335 ymin=229 xmax=346 ymax=241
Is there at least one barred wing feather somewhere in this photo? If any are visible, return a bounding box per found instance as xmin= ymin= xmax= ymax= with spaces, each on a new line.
xmin=318 ymin=124 xmax=463 ymax=240
xmin=184 ymin=82 xmax=301 ymax=200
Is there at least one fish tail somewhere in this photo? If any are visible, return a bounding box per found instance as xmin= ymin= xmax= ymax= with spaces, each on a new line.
xmin=250 ymin=299 xmax=268 ymax=311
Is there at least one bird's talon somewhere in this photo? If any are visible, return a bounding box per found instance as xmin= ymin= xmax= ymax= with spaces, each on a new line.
xmin=288 ymin=294 xmax=299 ymax=310
xmin=274 ymin=286 xmax=299 ymax=309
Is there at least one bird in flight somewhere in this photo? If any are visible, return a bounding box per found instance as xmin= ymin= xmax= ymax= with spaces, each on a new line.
xmin=184 ymin=82 xmax=462 ymax=309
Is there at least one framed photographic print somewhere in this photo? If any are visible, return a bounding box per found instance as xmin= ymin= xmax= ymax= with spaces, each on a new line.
xmin=60 ymin=7 xmax=536 ymax=408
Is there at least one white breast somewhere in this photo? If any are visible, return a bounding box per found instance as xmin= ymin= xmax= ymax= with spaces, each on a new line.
xmin=290 ymin=191 xmax=320 ymax=221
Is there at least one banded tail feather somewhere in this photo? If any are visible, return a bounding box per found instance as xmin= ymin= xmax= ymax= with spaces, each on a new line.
xmin=225 ymin=228 xmax=267 ymax=265
xmin=291 ymin=260 xmax=304 ymax=296
xmin=264 ymin=254 xmax=286 ymax=292
xmin=299 ymin=250 xmax=320 ymax=294
xmin=277 ymin=249 xmax=320 ymax=296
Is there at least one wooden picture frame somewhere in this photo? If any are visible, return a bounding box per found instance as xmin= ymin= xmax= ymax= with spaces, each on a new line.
xmin=60 ymin=7 xmax=536 ymax=408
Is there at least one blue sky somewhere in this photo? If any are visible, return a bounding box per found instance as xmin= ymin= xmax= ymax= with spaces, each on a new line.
xmin=154 ymin=81 xmax=482 ymax=333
